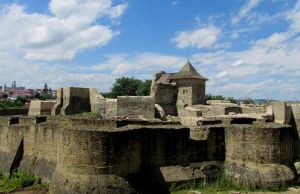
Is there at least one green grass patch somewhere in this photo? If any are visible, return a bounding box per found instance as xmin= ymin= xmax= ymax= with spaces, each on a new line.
xmin=294 ymin=162 xmax=300 ymax=174
xmin=170 ymin=176 xmax=272 ymax=194
xmin=0 ymin=170 xmax=48 ymax=193
xmin=0 ymin=100 xmax=26 ymax=109
xmin=75 ymin=112 xmax=102 ymax=118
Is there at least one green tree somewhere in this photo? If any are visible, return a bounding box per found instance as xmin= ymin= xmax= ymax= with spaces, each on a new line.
xmin=226 ymin=97 xmax=237 ymax=104
xmin=40 ymin=94 xmax=52 ymax=100
xmin=137 ymin=80 xmax=152 ymax=96
xmin=206 ymin=94 xmax=226 ymax=100
xmin=105 ymin=77 xmax=152 ymax=98
xmin=109 ymin=77 xmax=142 ymax=98
xmin=242 ymin=97 xmax=255 ymax=104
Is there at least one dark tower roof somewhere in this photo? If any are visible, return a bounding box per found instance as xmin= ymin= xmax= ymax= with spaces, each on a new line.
xmin=168 ymin=61 xmax=208 ymax=81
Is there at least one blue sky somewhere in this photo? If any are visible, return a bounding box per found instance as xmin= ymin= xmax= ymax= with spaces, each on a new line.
xmin=0 ymin=0 xmax=299 ymax=100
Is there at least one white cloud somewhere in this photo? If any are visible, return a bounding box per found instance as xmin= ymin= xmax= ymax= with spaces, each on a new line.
xmin=287 ymin=0 xmax=300 ymax=32
xmin=0 ymin=52 xmax=118 ymax=92
xmin=106 ymin=3 xmax=128 ymax=19
xmin=232 ymin=0 xmax=261 ymax=24
xmin=172 ymin=1 xmax=179 ymax=6
xmin=0 ymin=0 xmax=299 ymax=100
xmin=92 ymin=53 xmax=186 ymax=76
xmin=0 ymin=0 xmax=127 ymax=61
xmin=172 ymin=25 xmax=221 ymax=49
xmin=252 ymin=32 xmax=289 ymax=48
xmin=188 ymin=31 xmax=300 ymax=100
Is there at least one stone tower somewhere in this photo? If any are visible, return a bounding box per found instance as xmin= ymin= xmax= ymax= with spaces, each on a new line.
xmin=150 ymin=61 xmax=208 ymax=116
xmin=169 ymin=61 xmax=208 ymax=105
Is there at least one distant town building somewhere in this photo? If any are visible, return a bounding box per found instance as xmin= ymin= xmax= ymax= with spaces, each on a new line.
xmin=0 ymin=81 xmax=55 ymax=99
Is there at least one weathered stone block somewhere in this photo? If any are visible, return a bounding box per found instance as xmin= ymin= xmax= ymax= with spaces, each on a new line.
xmin=89 ymin=88 xmax=105 ymax=113
xmin=117 ymin=96 xmax=155 ymax=119
xmin=60 ymin=87 xmax=91 ymax=115
xmin=51 ymin=88 xmax=63 ymax=115
xmin=224 ymin=123 xmax=296 ymax=188
xmin=28 ymin=100 xmax=56 ymax=116
xmin=291 ymin=104 xmax=300 ymax=133
xmin=273 ymin=102 xmax=292 ymax=124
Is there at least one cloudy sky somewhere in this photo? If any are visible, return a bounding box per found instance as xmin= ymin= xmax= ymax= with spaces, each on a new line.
xmin=0 ymin=0 xmax=299 ymax=100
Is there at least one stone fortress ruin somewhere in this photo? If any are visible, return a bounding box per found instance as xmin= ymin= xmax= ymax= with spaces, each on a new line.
xmin=0 ymin=62 xmax=300 ymax=193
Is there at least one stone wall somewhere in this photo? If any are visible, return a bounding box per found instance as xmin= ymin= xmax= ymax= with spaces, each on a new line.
xmin=241 ymin=105 xmax=266 ymax=114
xmin=180 ymin=105 xmax=242 ymax=118
xmin=0 ymin=116 xmax=189 ymax=194
xmin=106 ymin=99 xmax=117 ymax=117
xmin=225 ymin=123 xmax=295 ymax=189
xmin=273 ymin=102 xmax=292 ymax=124
xmin=89 ymin=88 xmax=105 ymax=113
xmin=0 ymin=110 xmax=299 ymax=193
xmin=291 ymin=104 xmax=300 ymax=133
xmin=150 ymin=82 xmax=178 ymax=116
xmin=0 ymin=108 xmax=28 ymax=116
xmin=117 ymin=96 xmax=155 ymax=119
xmin=151 ymin=83 xmax=177 ymax=105
xmin=52 ymin=119 xmax=189 ymax=194
xmin=51 ymin=88 xmax=63 ymax=115
xmin=291 ymin=104 xmax=300 ymax=160
xmin=176 ymin=79 xmax=205 ymax=105
xmin=28 ymin=100 xmax=56 ymax=116
xmin=0 ymin=116 xmax=57 ymax=178
xmin=20 ymin=117 xmax=57 ymax=178
xmin=52 ymin=87 xmax=91 ymax=115
xmin=189 ymin=125 xmax=225 ymax=162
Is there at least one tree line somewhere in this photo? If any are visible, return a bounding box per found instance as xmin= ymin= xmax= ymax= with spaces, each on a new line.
xmin=102 ymin=77 xmax=152 ymax=98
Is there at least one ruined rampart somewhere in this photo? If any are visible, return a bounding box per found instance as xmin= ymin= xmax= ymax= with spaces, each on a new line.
xmin=0 ymin=116 xmax=189 ymax=194
xmin=0 ymin=102 xmax=300 ymax=193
